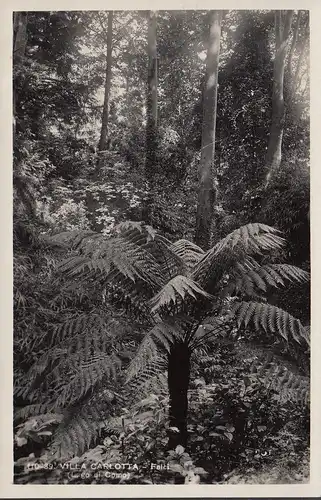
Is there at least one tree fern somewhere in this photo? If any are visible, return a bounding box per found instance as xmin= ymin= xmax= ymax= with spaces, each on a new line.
xmin=15 ymin=219 xmax=310 ymax=458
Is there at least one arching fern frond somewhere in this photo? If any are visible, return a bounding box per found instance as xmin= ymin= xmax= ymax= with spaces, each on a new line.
xmin=50 ymin=312 xmax=108 ymax=347
xmin=222 ymin=261 xmax=310 ymax=298
xmin=50 ymin=403 xmax=104 ymax=459
xmin=115 ymin=222 xmax=186 ymax=282
xmin=126 ymin=335 xmax=160 ymax=383
xmin=148 ymin=275 xmax=212 ymax=314
xmin=126 ymin=362 xmax=168 ymax=405
xmin=212 ymin=223 xmax=285 ymax=254
xmin=52 ymin=353 xmax=121 ymax=410
xmin=136 ymin=371 xmax=168 ymax=399
xmin=192 ymin=224 xmax=286 ymax=291
xmin=15 ymin=403 xmax=58 ymax=422
xmin=126 ymin=320 xmax=184 ymax=383
xmin=144 ymin=234 xmax=186 ymax=281
xmin=228 ymin=260 xmax=268 ymax=296
xmin=259 ymin=362 xmax=310 ymax=406
xmin=54 ymin=225 xmax=189 ymax=311
xmin=170 ymin=239 xmax=205 ymax=273
xmin=231 ymin=301 xmax=309 ymax=345
xmin=259 ymin=264 xmax=310 ymax=286
xmin=235 ymin=343 xmax=310 ymax=406
xmin=18 ymin=310 xmax=131 ymax=410
xmin=58 ymin=234 xmax=163 ymax=289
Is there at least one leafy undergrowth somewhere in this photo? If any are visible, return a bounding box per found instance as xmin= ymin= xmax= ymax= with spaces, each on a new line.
xmin=224 ymin=448 xmax=309 ymax=484
xmin=14 ymin=352 xmax=309 ymax=485
xmin=14 ymin=405 xmax=309 ymax=485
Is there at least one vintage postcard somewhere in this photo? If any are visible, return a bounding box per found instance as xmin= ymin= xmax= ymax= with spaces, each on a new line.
xmin=1 ymin=0 xmax=320 ymax=497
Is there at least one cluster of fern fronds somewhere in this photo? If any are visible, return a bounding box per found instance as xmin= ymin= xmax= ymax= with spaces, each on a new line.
xmin=14 ymin=219 xmax=310 ymax=460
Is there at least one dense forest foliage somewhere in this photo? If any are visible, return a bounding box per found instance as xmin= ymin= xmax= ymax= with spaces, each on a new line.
xmin=13 ymin=9 xmax=310 ymax=485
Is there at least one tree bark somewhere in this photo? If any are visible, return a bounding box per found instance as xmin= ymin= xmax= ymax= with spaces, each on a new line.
xmin=195 ymin=11 xmax=221 ymax=250
xmin=168 ymin=342 xmax=191 ymax=449
xmin=145 ymin=10 xmax=158 ymax=180
xmin=13 ymin=12 xmax=28 ymax=139
xmin=142 ymin=11 xmax=158 ymax=224
xmin=98 ymin=11 xmax=113 ymax=156
xmin=287 ymin=10 xmax=301 ymax=76
xmin=86 ymin=12 xmax=113 ymax=232
xmin=293 ymin=17 xmax=309 ymax=92
xmin=13 ymin=12 xmax=28 ymax=63
xmin=265 ymin=10 xmax=294 ymax=187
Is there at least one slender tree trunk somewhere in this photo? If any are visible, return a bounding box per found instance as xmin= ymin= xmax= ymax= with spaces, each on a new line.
xmin=293 ymin=17 xmax=309 ymax=92
xmin=98 ymin=11 xmax=113 ymax=156
xmin=168 ymin=342 xmax=191 ymax=449
xmin=86 ymin=12 xmax=113 ymax=232
xmin=195 ymin=11 xmax=221 ymax=250
xmin=265 ymin=10 xmax=294 ymax=187
xmin=287 ymin=10 xmax=301 ymax=76
xmin=145 ymin=11 xmax=158 ymax=177
xmin=142 ymin=11 xmax=158 ymax=223
xmin=13 ymin=12 xmax=28 ymax=139
xmin=13 ymin=12 xmax=28 ymax=63
xmin=125 ymin=73 xmax=130 ymax=109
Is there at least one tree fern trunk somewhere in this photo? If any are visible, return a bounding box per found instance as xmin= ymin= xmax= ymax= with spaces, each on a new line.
xmin=168 ymin=342 xmax=191 ymax=449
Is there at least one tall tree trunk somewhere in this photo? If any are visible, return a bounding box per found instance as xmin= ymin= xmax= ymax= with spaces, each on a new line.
xmin=287 ymin=10 xmax=301 ymax=76
xmin=13 ymin=12 xmax=28 ymax=63
xmin=293 ymin=17 xmax=309 ymax=93
xmin=125 ymin=73 xmax=130 ymax=109
xmin=142 ymin=11 xmax=158 ymax=224
xmin=86 ymin=12 xmax=113 ymax=232
xmin=13 ymin=12 xmax=28 ymax=139
xmin=168 ymin=342 xmax=191 ymax=449
xmin=265 ymin=10 xmax=294 ymax=187
xmin=98 ymin=11 xmax=113 ymax=156
xmin=195 ymin=11 xmax=221 ymax=250
xmin=145 ymin=11 xmax=158 ymax=178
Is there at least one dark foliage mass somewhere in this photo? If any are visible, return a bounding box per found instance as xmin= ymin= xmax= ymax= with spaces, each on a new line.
xmin=13 ymin=9 xmax=310 ymax=485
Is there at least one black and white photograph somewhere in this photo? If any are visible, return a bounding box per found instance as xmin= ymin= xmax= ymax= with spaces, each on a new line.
xmin=12 ymin=7 xmax=312 ymax=487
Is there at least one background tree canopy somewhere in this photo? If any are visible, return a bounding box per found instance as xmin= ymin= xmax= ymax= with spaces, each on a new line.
xmin=13 ymin=9 xmax=310 ymax=485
